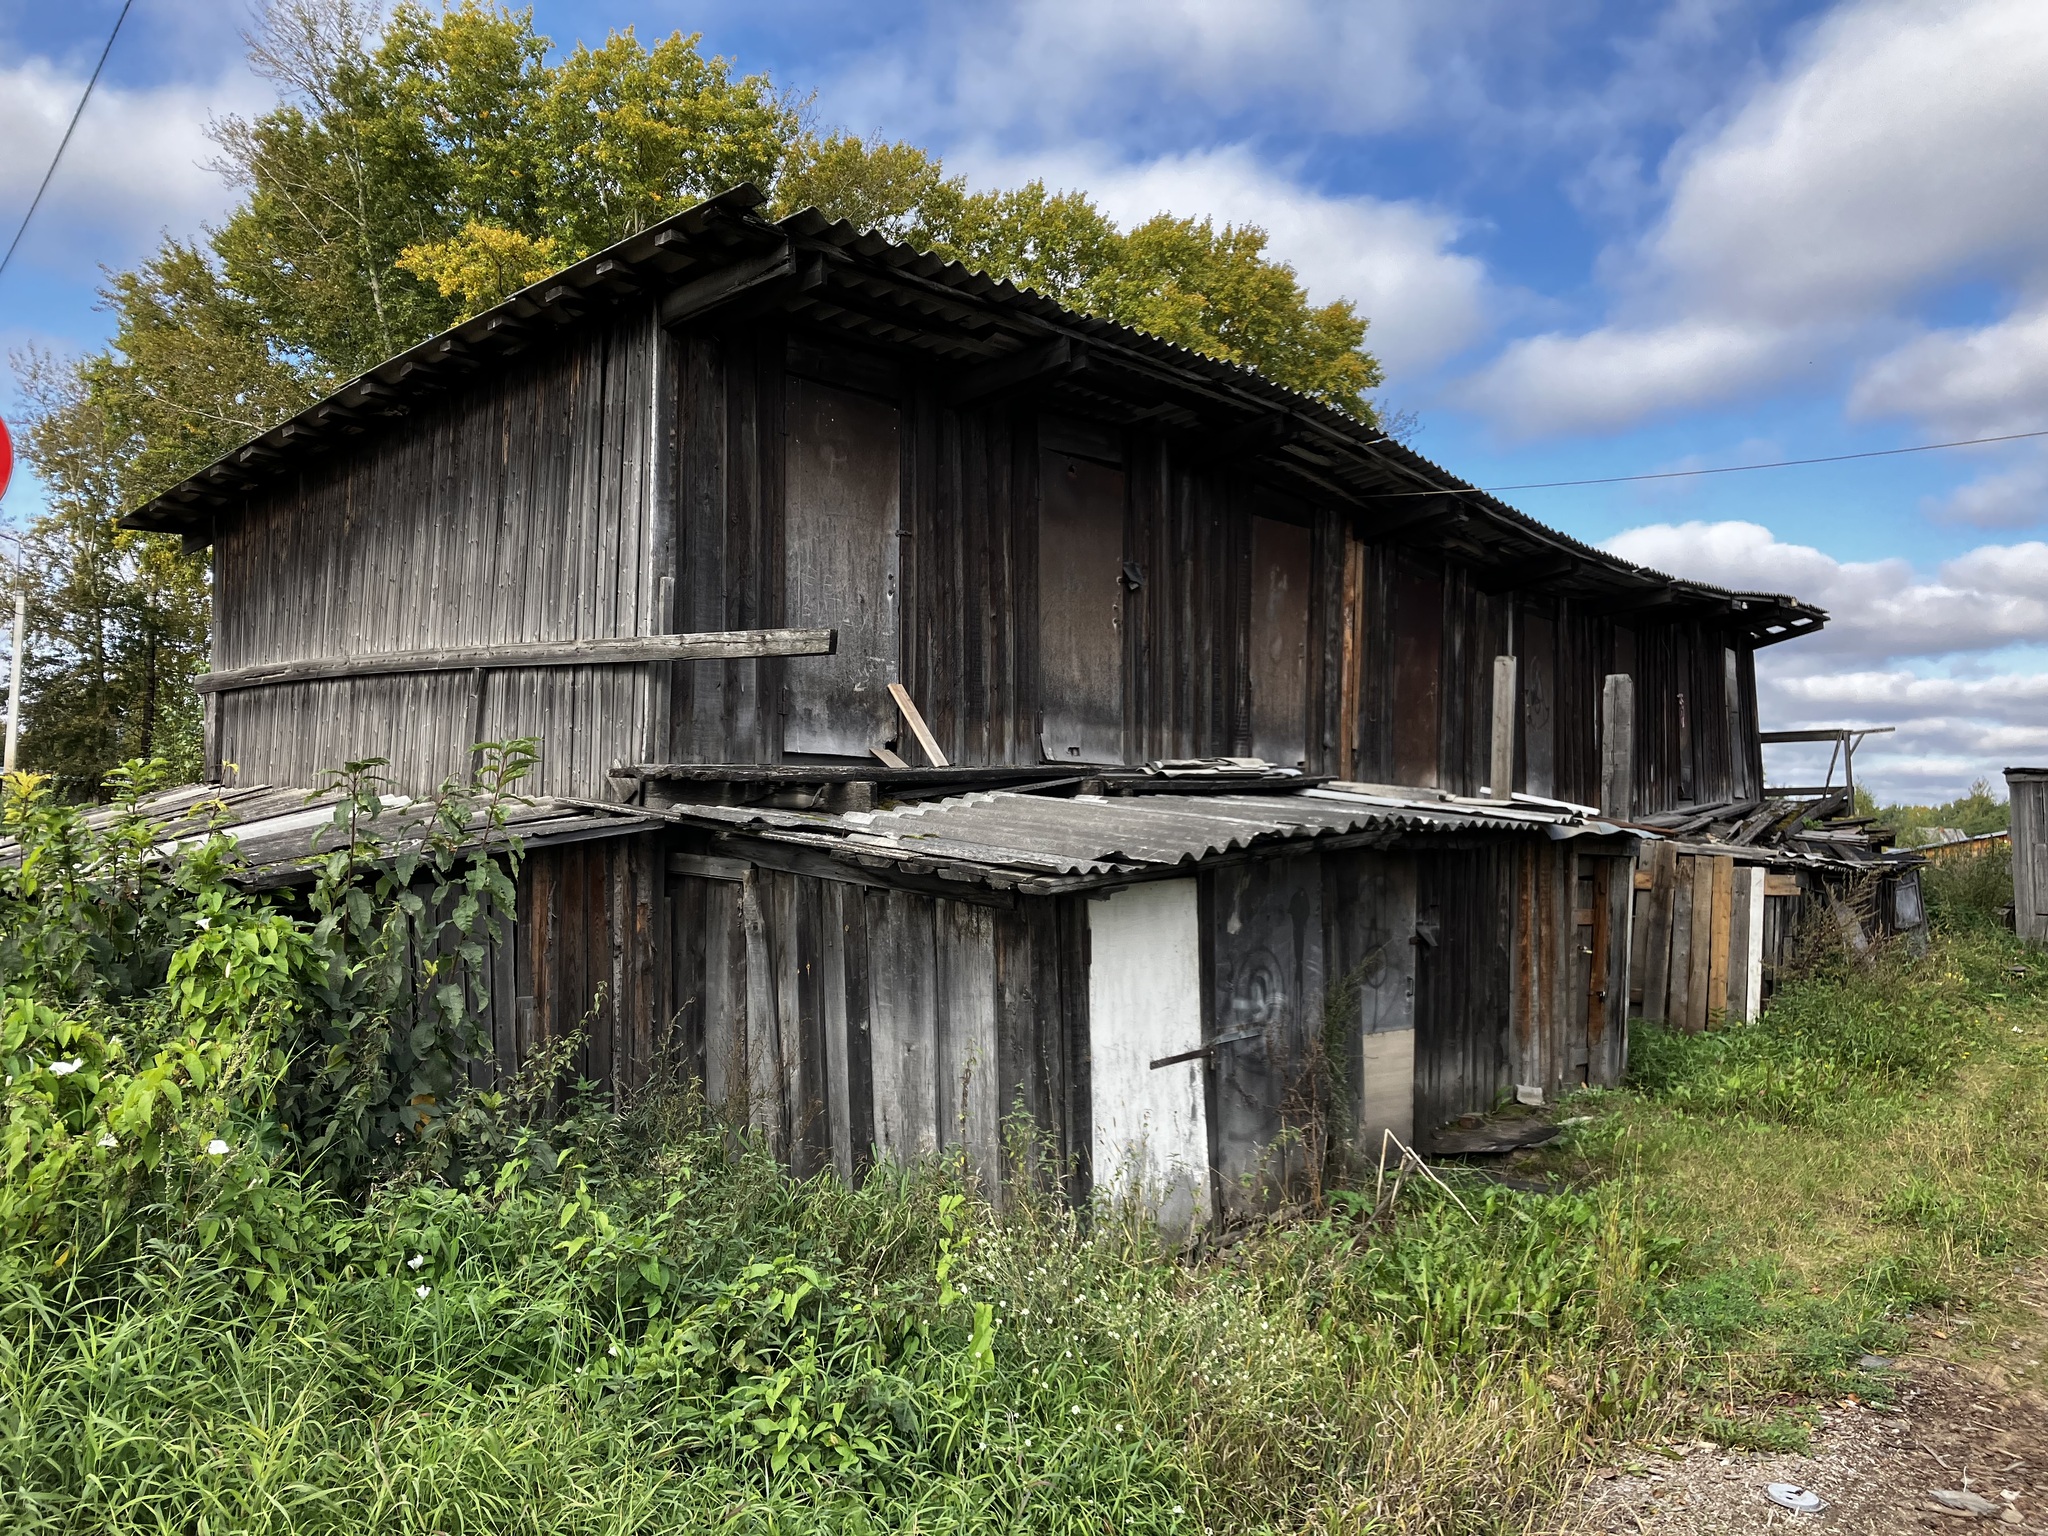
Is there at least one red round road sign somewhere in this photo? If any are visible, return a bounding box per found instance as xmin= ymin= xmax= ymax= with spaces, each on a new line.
xmin=0 ymin=414 xmax=12 ymax=504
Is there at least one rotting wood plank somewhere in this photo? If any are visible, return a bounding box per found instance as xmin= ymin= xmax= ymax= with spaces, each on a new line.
xmin=1667 ymin=855 xmax=1695 ymax=1032
xmin=1639 ymin=840 xmax=1679 ymax=1023
xmin=1489 ymin=655 xmax=1517 ymax=797
xmin=1685 ymin=854 xmax=1715 ymax=1034
xmin=1706 ymin=854 xmax=1734 ymax=1025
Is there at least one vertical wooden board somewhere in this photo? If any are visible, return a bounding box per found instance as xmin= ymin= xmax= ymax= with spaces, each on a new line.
xmin=1667 ymin=856 xmax=1695 ymax=1032
xmin=784 ymin=380 xmax=902 ymax=756
xmin=1489 ymin=655 xmax=1518 ymax=796
xmin=1206 ymin=856 xmax=1326 ymax=1216
xmin=1337 ymin=532 xmax=1366 ymax=781
xmin=1706 ymin=855 xmax=1734 ymax=1025
xmin=1054 ymin=895 xmax=1090 ymax=1205
xmin=1325 ymin=851 xmax=1417 ymax=1162
xmin=769 ymin=873 xmax=806 ymax=1168
xmin=1600 ymin=673 xmax=1635 ymax=818
xmin=865 ymin=889 xmax=939 ymax=1163
xmin=740 ymin=870 xmax=783 ymax=1154
xmin=795 ymin=878 xmax=832 ymax=1177
xmin=840 ymin=887 xmax=876 ymax=1178
xmin=1730 ymin=865 xmax=1765 ymax=1024
xmin=1390 ymin=557 xmax=1443 ymax=787
xmin=993 ymin=904 xmax=1051 ymax=1189
xmin=1510 ymin=843 xmax=1541 ymax=1096
xmin=1038 ymin=449 xmax=1127 ymax=764
xmin=936 ymin=901 xmax=1001 ymax=1197
xmin=1520 ymin=605 xmax=1557 ymax=798
xmin=1248 ymin=516 xmax=1312 ymax=769
xmin=1686 ymin=855 xmax=1715 ymax=1033
xmin=1640 ymin=840 xmax=1679 ymax=1022
xmin=1088 ymin=880 xmax=1210 ymax=1234
xmin=821 ymin=883 xmax=854 ymax=1182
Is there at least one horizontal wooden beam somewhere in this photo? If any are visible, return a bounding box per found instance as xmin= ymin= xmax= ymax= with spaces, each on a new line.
xmin=659 ymin=243 xmax=795 ymax=326
xmin=196 ymin=628 xmax=837 ymax=694
xmin=953 ymin=336 xmax=1087 ymax=403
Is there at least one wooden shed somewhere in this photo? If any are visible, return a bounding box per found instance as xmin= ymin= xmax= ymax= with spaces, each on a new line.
xmin=2007 ymin=768 xmax=2048 ymax=943
xmin=120 ymin=185 xmax=1832 ymax=1221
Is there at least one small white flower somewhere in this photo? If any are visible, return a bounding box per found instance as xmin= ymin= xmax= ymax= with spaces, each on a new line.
xmin=415 ymin=1284 xmax=432 ymax=1299
xmin=1070 ymin=1404 xmax=1082 ymax=1415
xmin=406 ymin=1253 xmax=426 ymax=1271
xmin=48 ymin=1058 xmax=84 ymax=1077
xmin=206 ymin=1138 xmax=231 ymax=1156
xmin=97 ymin=1132 xmax=117 ymax=1149
xmin=575 ymin=1365 xmax=586 ymax=1375
xmin=196 ymin=915 xmax=211 ymax=930
xmin=606 ymin=1343 xmax=618 ymax=1357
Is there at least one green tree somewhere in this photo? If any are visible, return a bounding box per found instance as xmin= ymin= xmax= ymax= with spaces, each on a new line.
xmin=10 ymin=0 xmax=1386 ymax=795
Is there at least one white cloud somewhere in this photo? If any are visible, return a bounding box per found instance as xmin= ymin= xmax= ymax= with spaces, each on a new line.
xmin=1606 ymin=517 xmax=2048 ymax=799
xmin=1849 ymin=302 xmax=2048 ymax=438
xmin=1924 ymin=453 xmax=2048 ymax=531
xmin=1459 ymin=318 xmax=1798 ymax=438
xmin=1648 ymin=0 xmax=2048 ymax=322
xmin=1464 ymin=0 xmax=2048 ymax=437
xmin=0 ymin=56 xmax=256 ymax=278
xmin=822 ymin=0 xmax=1488 ymax=147
xmin=960 ymin=144 xmax=1494 ymax=377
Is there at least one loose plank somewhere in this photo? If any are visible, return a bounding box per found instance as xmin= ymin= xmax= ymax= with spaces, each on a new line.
xmin=197 ymin=628 xmax=837 ymax=693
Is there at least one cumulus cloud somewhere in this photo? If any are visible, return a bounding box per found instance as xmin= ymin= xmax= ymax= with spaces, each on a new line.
xmin=823 ymin=0 xmax=1493 ymax=147
xmin=960 ymin=144 xmax=1495 ymax=377
xmin=1925 ymin=453 xmax=2048 ymax=531
xmin=1459 ymin=318 xmax=1799 ymax=438
xmin=1849 ymin=302 xmax=2048 ymax=438
xmin=0 ymin=56 xmax=256 ymax=279
xmin=1464 ymin=0 xmax=2048 ymax=437
xmin=1606 ymin=518 xmax=2048 ymax=798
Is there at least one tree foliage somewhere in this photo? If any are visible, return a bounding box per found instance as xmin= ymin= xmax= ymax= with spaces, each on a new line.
xmin=7 ymin=0 xmax=1384 ymax=797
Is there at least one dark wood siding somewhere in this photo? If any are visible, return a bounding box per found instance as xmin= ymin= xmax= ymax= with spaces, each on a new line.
xmin=1038 ymin=450 xmax=1128 ymax=764
xmin=1249 ymin=516 xmax=1312 ymax=768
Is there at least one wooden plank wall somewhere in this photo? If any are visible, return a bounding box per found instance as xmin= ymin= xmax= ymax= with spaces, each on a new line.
xmin=1413 ymin=843 xmax=1516 ymax=1131
xmin=516 ymin=836 xmax=665 ymax=1098
xmin=667 ymin=327 xmax=1763 ymax=803
xmin=667 ymin=858 xmax=1090 ymax=1201
xmin=215 ymin=308 xmax=665 ymax=797
xmin=1629 ymin=849 xmax=1780 ymax=1030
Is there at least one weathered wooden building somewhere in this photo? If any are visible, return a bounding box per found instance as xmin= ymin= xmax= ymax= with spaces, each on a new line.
xmin=124 ymin=184 xmax=1828 ymax=1225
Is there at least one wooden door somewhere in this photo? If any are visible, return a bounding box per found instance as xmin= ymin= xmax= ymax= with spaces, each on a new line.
xmin=1205 ymin=858 xmax=1324 ymax=1217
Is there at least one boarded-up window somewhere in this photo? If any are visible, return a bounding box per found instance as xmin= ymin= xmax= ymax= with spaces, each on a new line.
xmin=1520 ymin=606 xmax=1556 ymax=798
xmin=1250 ymin=517 xmax=1311 ymax=768
xmin=785 ymin=381 xmax=900 ymax=756
xmin=1038 ymin=450 xmax=1125 ymax=763
xmin=1391 ymin=559 xmax=1442 ymax=788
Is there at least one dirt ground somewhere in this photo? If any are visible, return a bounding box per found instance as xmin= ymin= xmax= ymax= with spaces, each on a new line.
xmin=1572 ymin=1276 xmax=2048 ymax=1535
xmin=1573 ymin=1363 xmax=2046 ymax=1533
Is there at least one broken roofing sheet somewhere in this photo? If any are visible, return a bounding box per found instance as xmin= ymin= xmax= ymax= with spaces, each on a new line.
xmin=632 ymin=775 xmax=1635 ymax=895
xmin=0 ymin=781 xmax=656 ymax=888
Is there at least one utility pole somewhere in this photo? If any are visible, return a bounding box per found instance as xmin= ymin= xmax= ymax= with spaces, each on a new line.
xmin=3 ymin=589 xmax=20 ymax=773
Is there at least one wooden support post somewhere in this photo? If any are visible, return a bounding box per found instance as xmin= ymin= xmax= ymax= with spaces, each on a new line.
xmin=1705 ymin=855 xmax=1734 ymax=1025
xmin=1686 ymin=855 xmax=1715 ymax=1033
xmin=1600 ymin=673 xmax=1634 ymax=819
xmin=1640 ymin=840 xmax=1679 ymax=1023
xmin=1489 ymin=654 xmax=1517 ymax=797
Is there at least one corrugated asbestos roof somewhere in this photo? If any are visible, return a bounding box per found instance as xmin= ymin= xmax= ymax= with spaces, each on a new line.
xmin=121 ymin=184 xmax=1824 ymax=647
xmin=646 ymin=782 xmax=1633 ymax=894
xmin=0 ymin=782 xmax=655 ymax=889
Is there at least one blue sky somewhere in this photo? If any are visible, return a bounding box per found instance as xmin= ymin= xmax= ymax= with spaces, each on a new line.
xmin=5 ymin=0 xmax=2048 ymax=800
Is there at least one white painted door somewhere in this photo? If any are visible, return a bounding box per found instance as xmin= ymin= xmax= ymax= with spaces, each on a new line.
xmin=1087 ymin=880 xmax=1211 ymax=1233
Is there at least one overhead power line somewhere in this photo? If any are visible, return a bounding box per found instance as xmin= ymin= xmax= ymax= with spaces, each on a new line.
xmin=1390 ymin=427 xmax=2048 ymax=498
xmin=0 ymin=0 xmax=137 ymax=284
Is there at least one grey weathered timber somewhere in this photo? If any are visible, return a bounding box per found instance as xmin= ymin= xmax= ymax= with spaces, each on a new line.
xmin=1600 ymin=673 xmax=1635 ymax=819
xmin=1489 ymin=655 xmax=1517 ymax=796
xmin=2008 ymin=768 xmax=2048 ymax=943
xmin=196 ymin=629 xmax=838 ymax=693
xmin=1249 ymin=517 xmax=1311 ymax=769
xmin=658 ymin=243 xmax=795 ymax=325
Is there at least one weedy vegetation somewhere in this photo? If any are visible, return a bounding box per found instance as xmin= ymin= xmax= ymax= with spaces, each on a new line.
xmin=4 ymin=767 xmax=2045 ymax=1533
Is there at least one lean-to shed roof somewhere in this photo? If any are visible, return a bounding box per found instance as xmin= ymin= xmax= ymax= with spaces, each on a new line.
xmin=122 ymin=184 xmax=1824 ymax=646
xmin=639 ymin=781 xmax=1634 ymax=895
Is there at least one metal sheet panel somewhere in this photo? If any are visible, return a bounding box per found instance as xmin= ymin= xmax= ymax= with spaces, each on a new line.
xmin=1087 ymin=880 xmax=1210 ymax=1233
xmin=1250 ymin=516 xmax=1311 ymax=769
xmin=1038 ymin=450 xmax=1126 ymax=764
xmin=785 ymin=379 xmax=901 ymax=755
